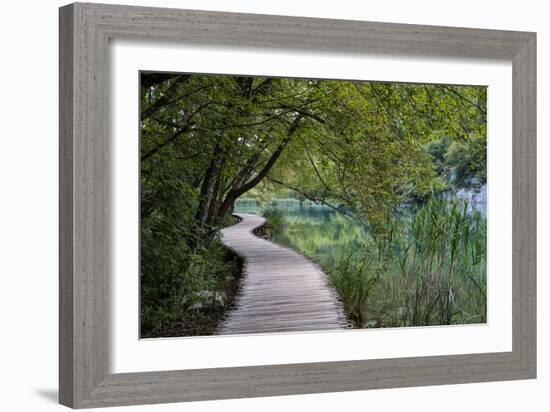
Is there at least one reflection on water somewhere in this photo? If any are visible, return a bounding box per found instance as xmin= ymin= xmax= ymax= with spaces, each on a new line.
xmin=278 ymin=209 xmax=369 ymax=270
xmin=234 ymin=199 xmax=369 ymax=270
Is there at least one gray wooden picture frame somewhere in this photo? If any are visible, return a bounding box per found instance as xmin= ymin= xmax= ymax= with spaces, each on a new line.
xmin=59 ymin=2 xmax=536 ymax=408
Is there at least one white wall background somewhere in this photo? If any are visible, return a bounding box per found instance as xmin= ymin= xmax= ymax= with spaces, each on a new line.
xmin=0 ymin=1 xmax=546 ymax=411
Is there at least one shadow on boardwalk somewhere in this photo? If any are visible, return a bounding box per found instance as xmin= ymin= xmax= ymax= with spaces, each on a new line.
xmin=217 ymin=213 xmax=348 ymax=335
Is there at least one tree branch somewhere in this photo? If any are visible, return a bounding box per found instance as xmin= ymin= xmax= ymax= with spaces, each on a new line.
xmin=438 ymin=85 xmax=487 ymax=116
xmin=141 ymin=102 xmax=214 ymax=161
xmin=264 ymin=175 xmax=355 ymax=219
xmin=141 ymin=75 xmax=191 ymax=119
xmin=278 ymin=104 xmax=326 ymax=124
xmin=215 ymin=117 xmax=304 ymax=220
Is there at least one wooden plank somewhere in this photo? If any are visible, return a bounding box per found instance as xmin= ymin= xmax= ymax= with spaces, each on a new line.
xmin=218 ymin=214 xmax=348 ymax=335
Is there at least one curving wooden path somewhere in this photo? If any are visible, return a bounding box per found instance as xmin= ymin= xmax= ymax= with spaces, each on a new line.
xmin=217 ymin=213 xmax=348 ymax=335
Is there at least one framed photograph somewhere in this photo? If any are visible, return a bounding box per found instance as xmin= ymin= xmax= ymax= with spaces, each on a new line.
xmin=59 ymin=2 xmax=536 ymax=408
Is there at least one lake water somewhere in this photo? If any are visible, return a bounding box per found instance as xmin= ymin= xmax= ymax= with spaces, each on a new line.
xmin=234 ymin=199 xmax=371 ymax=270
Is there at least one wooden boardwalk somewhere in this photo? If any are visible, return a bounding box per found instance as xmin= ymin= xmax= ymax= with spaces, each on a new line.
xmin=218 ymin=213 xmax=348 ymax=335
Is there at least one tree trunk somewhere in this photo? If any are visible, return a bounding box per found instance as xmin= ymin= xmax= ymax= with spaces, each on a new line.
xmin=205 ymin=159 xmax=225 ymax=226
xmin=195 ymin=144 xmax=224 ymax=229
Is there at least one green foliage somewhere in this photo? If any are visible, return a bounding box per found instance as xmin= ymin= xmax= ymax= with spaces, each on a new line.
xmin=424 ymin=133 xmax=487 ymax=188
xmin=140 ymin=234 xmax=241 ymax=337
xmin=140 ymin=134 xmax=243 ymax=336
xmin=141 ymin=73 xmax=486 ymax=230
xmin=445 ymin=133 xmax=487 ymax=187
xmin=425 ymin=135 xmax=452 ymax=174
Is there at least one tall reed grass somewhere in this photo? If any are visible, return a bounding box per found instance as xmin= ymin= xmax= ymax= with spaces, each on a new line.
xmin=329 ymin=198 xmax=486 ymax=328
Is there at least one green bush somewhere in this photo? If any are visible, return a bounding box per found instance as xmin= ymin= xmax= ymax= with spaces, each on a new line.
xmin=424 ymin=133 xmax=486 ymax=188
xmin=140 ymin=161 xmax=242 ymax=337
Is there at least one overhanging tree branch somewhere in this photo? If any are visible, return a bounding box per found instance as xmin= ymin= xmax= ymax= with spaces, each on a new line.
xmin=141 ymin=102 xmax=214 ymax=161
xmin=278 ymin=104 xmax=326 ymax=124
xmin=264 ymin=175 xmax=355 ymax=219
xmin=215 ymin=117 xmax=304 ymax=220
xmin=438 ymin=85 xmax=487 ymax=116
